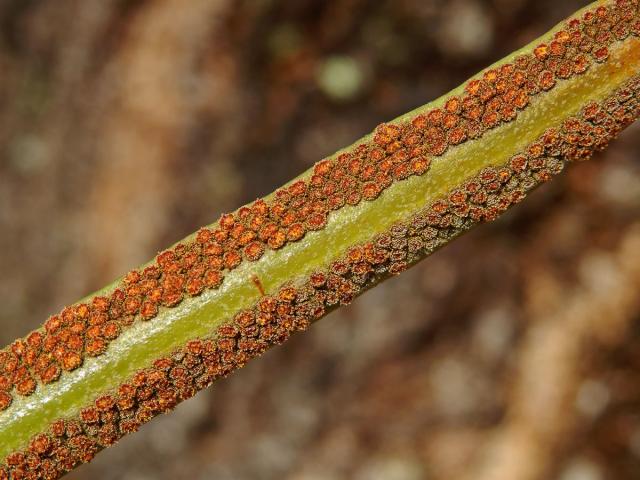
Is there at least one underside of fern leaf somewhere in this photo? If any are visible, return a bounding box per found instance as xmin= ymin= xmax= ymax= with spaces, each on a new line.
xmin=1 ymin=1 xmax=639 ymax=478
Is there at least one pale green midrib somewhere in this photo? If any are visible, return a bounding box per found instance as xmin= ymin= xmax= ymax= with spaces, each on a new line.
xmin=0 ymin=25 xmax=637 ymax=461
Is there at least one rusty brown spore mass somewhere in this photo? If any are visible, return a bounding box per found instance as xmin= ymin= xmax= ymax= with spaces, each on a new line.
xmin=2 ymin=64 xmax=639 ymax=480
xmin=1 ymin=1 xmax=636 ymax=413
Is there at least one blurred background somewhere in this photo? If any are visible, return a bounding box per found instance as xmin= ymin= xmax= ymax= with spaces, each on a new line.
xmin=1 ymin=0 xmax=640 ymax=479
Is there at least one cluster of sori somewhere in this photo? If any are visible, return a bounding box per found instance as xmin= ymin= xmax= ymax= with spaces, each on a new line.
xmin=0 ymin=0 xmax=640 ymax=411
xmin=3 ymin=71 xmax=638 ymax=480
xmin=1 ymin=0 xmax=636 ymax=412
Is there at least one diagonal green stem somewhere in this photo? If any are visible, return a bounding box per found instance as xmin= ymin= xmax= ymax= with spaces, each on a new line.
xmin=0 ymin=0 xmax=639 ymax=475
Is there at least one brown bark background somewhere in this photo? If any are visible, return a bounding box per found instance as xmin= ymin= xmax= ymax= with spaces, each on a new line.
xmin=1 ymin=1 xmax=640 ymax=479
